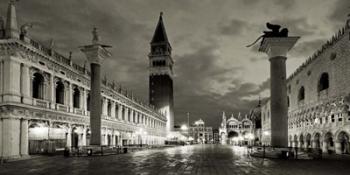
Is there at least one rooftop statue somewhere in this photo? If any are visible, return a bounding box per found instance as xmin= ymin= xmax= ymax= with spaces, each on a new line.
xmin=246 ymin=22 xmax=289 ymax=47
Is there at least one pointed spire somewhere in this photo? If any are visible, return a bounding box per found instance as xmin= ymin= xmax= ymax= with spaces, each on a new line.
xmin=222 ymin=111 xmax=226 ymax=121
xmin=151 ymin=12 xmax=169 ymax=44
xmin=5 ymin=0 xmax=19 ymax=39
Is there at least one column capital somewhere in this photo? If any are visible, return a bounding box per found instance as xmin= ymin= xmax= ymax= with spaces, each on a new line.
xmin=80 ymin=28 xmax=112 ymax=65
xmin=259 ymin=37 xmax=300 ymax=58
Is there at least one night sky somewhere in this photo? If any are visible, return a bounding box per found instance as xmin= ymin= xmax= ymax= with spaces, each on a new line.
xmin=1 ymin=0 xmax=349 ymax=128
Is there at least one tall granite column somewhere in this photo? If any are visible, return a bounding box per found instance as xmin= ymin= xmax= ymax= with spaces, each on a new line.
xmin=80 ymin=28 xmax=111 ymax=146
xmin=259 ymin=37 xmax=299 ymax=147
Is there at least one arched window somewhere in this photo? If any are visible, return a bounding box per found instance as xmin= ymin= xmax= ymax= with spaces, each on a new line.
xmin=32 ymin=73 xmax=44 ymax=99
xmin=55 ymin=81 xmax=65 ymax=104
xmin=318 ymin=73 xmax=329 ymax=92
xmin=73 ymin=87 xmax=80 ymax=108
xmin=107 ymin=100 xmax=112 ymax=116
xmin=115 ymin=104 xmax=119 ymax=118
xmin=287 ymin=96 xmax=290 ymax=107
xmin=128 ymin=109 xmax=131 ymax=121
xmin=87 ymin=93 xmax=90 ymax=111
xmin=122 ymin=107 xmax=125 ymax=120
xmin=298 ymin=86 xmax=305 ymax=101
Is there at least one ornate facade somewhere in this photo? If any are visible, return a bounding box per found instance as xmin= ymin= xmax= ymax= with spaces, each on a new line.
xmin=188 ymin=119 xmax=213 ymax=144
xmin=219 ymin=112 xmax=254 ymax=145
xmin=0 ymin=1 xmax=167 ymax=160
xmin=261 ymin=15 xmax=350 ymax=154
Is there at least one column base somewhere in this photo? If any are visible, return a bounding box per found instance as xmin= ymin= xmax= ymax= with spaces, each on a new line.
xmin=3 ymin=93 xmax=21 ymax=103
xmin=0 ymin=154 xmax=30 ymax=162
xmin=22 ymin=97 xmax=32 ymax=105
xmin=50 ymin=103 xmax=56 ymax=110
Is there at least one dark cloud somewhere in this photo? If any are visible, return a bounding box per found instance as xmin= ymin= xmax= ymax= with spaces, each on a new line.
xmin=271 ymin=18 xmax=318 ymax=36
xmin=328 ymin=0 xmax=350 ymax=27
xmin=174 ymin=43 xmax=270 ymax=126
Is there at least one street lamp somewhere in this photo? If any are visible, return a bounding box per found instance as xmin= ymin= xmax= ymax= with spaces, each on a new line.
xmin=181 ymin=124 xmax=188 ymax=131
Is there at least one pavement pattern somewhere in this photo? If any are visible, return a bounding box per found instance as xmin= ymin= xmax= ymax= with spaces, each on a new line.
xmin=1 ymin=144 xmax=350 ymax=175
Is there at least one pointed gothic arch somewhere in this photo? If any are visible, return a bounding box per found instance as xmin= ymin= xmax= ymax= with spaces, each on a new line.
xmin=298 ymin=86 xmax=305 ymax=101
xmin=318 ymin=72 xmax=329 ymax=92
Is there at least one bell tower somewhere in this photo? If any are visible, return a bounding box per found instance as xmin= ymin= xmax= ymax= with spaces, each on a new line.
xmin=149 ymin=12 xmax=174 ymax=132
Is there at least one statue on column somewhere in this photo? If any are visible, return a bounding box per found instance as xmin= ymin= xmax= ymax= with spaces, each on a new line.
xmin=246 ymin=22 xmax=289 ymax=47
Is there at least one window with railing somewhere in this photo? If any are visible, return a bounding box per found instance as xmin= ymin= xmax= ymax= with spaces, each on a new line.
xmin=32 ymin=73 xmax=44 ymax=99
xmin=55 ymin=81 xmax=65 ymax=104
xmin=73 ymin=87 xmax=80 ymax=108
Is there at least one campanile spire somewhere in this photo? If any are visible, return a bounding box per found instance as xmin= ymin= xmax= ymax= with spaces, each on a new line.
xmin=149 ymin=12 xmax=174 ymax=132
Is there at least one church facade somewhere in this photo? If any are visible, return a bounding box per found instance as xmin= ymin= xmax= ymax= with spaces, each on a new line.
xmin=261 ymin=15 xmax=350 ymax=154
xmin=0 ymin=2 xmax=169 ymax=160
xmin=219 ymin=112 xmax=255 ymax=145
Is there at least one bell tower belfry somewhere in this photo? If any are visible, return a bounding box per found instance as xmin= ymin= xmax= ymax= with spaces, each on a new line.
xmin=149 ymin=12 xmax=174 ymax=132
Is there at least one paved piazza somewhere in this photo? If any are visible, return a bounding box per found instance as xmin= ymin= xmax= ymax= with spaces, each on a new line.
xmin=1 ymin=145 xmax=350 ymax=175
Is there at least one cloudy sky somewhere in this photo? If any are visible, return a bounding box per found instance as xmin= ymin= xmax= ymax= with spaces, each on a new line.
xmin=1 ymin=0 xmax=349 ymax=127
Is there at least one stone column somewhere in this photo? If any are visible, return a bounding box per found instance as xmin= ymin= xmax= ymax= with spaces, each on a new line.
xmin=335 ymin=142 xmax=342 ymax=154
xmin=118 ymin=104 xmax=123 ymax=120
xmin=0 ymin=119 xmax=2 ymax=157
xmin=104 ymin=134 xmax=108 ymax=146
xmin=66 ymin=128 xmax=72 ymax=148
xmin=49 ymin=74 xmax=55 ymax=109
xmin=82 ymin=89 xmax=87 ymax=112
xmin=102 ymin=98 xmax=108 ymax=116
xmin=3 ymin=58 xmax=21 ymax=103
xmin=130 ymin=109 xmax=134 ymax=123
xmin=111 ymin=132 xmax=115 ymax=146
xmin=111 ymin=101 xmax=116 ymax=119
xmin=80 ymin=28 xmax=111 ymax=146
xmin=20 ymin=119 xmax=28 ymax=156
xmin=125 ymin=107 xmax=129 ymax=122
xmin=82 ymin=127 xmax=87 ymax=146
xmin=20 ymin=64 xmax=31 ymax=104
xmin=322 ymin=141 xmax=328 ymax=153
xmin=1 ymin=118 xmax=21 ymax=159
xmin=259 ymin=36 xmax=299 ymax=147
xmin=0 ymin=61 xmax=3 ymax=103
xmin=68 ymin=83 xmax=73 ymax=112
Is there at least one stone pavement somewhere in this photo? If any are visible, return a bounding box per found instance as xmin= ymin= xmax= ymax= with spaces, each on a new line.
xmin=1 ymin=144 xmax=350 ymax=175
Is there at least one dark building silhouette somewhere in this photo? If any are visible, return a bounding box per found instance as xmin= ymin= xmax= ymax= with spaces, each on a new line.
xmin=149 ymin=12 xmax=174 ymax=131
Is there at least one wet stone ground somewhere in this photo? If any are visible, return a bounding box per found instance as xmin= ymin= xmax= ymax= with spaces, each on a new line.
xmin=1 ymin=144 xmax=350 ymax=175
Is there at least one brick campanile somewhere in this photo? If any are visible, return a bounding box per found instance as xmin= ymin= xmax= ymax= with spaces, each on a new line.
xmin=149 ymin=12 xmax=174 ymax=132
xmin=259 ymin=37 xmax=299 ymax=147
xmin=80 ymin=28 xmax=111 ymax=145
